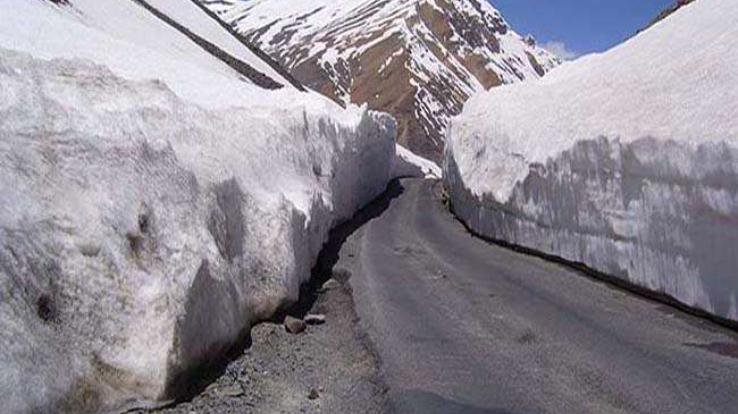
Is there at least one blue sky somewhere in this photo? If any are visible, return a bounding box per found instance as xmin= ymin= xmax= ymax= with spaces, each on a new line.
xmin=490 ymin=0 xmax=675 ymax=59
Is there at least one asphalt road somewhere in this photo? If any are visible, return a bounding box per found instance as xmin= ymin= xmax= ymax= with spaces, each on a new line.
xmin=338 ymin=178 xmax=738 ymax=414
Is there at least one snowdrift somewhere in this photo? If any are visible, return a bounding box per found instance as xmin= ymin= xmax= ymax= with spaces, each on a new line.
xmin=0 ymin=1 xmax=394 ymax=413
xmin=445 ymin=0 xmax=738 ymax=323
xmin=392 ymin=144 xmax=442 ymax=179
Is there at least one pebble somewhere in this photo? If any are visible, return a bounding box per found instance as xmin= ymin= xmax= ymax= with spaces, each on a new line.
xmin=284 ymin=316 xmax=306 ymax=334
xmin=308 ymin=388 xmax=320 ymax=400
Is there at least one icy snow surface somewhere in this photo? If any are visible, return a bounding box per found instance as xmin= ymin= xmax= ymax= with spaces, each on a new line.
xmin=445 ymin=0 xmax=738 ymax=322
xmin=0 ymin=0 xmax=395 ymax=412
xmin=393 ymin=144 xmax=442 ymax=179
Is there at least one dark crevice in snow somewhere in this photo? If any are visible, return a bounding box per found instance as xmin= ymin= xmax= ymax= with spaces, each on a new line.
xmin=188 ymin=0 xmax=306 ymax=92
xmin=36 ymin=293 xmax=57 ymax=323
xmin=282 ymin=179 xmax=404 ymax=319
xmin=130 ymin=0 xmax=284 ymax=90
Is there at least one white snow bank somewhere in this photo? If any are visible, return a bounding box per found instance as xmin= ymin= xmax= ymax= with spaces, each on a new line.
xmin=445 ymin=0 xmax=738 ymax=322
xmin=0 ymin=1 xmax=395 ymax=413
xmin=392 ymin=144 xmax=442 ymax=179
xmin=450 ymin=0 xmax=738 ymax=203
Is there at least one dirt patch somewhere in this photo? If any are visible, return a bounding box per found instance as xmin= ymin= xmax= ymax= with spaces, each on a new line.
xmin=138 ymin=275 xmax=386 ymax=414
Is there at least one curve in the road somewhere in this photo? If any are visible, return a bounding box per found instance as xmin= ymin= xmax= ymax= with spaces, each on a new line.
xmin=336 ymin=178 xmax=738 ymax=414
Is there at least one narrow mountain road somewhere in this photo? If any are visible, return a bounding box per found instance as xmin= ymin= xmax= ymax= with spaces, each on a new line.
xmin=334 ymin=178 xmax=738 ymax=414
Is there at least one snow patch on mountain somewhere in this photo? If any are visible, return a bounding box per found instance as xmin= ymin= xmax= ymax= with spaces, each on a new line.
xmin=393 ymin=144 xmax=442 ymax=179
xmin=445 ymin=0 xmax=738 ymax=322
xmin=199 ymin=0 xmax=239 ymax=16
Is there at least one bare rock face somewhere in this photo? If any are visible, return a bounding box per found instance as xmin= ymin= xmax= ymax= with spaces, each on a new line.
xmin=207 ymin=0 xmax=559 ymax=162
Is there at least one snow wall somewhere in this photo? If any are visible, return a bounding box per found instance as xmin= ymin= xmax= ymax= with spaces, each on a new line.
xmin=0 ymin=1 xmax=395 ymax=412
xmin=0 ymin=45 xmax=394 ymax=414
xmin=444 ymin=0 xmax=738 ymax=324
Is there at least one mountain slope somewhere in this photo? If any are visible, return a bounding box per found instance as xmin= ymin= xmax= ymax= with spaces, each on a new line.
xmin=208 ymin=0 xmax=559 ymax=161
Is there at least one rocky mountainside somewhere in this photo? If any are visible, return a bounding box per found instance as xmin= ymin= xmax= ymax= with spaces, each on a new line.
xmin=203 ymin=0 xmax=559 ymax=161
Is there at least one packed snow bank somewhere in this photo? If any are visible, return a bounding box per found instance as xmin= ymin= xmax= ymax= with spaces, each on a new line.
xmin=0 ymin=1 xmax=395 ymax=413
xmin=392 ymin=144 xmax=442 ymax=179
xmin=445 ymin=0 xmax=738 ymax=323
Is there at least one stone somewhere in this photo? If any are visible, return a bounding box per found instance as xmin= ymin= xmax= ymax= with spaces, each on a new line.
xmin=284 ymin=316 xmax=306 ymax=334
xmin=207 ymin=383 xmax=244 ymax=398
xmin=319 ymin=278 xmax=340 ymax=292
xmin=307 ymin=388 xmax=320 ymax=400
